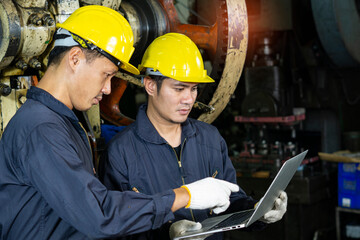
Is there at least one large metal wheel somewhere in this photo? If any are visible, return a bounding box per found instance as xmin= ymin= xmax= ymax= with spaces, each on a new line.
xmin=100 ymin=0 xmax=248 ymax=124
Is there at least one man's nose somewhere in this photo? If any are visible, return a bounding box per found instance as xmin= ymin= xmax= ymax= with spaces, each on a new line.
xmin=181 ymin=89 xmax=196 ymax=103
xmin=102 ymin=79 xmax=112 ymax=95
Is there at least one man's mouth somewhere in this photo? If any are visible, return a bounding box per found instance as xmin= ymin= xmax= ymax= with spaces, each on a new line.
xmin=178 ymin=108 xmax=190 ymax=114
xmin=93 ymin=95 xmax=102 ymax=105
xmin=95 ymin=93 xmax=103 ymax=101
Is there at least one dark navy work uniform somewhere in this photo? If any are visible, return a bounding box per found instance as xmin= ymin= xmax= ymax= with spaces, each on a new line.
xmin=99 ymin=104 xmax=265 ymax=240
xmin=0 ymin=87 xmax=175 ymax=240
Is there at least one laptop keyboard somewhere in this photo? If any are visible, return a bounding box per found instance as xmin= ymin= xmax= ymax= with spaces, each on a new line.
xmin=209 ymin=210 xmax=255 ymax=230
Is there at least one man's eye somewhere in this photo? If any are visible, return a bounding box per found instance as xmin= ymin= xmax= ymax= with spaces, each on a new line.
xmin=175 ymin=88 xmax=184 ymax=91
xmin=192 ymin=87 xmax=198 ymax=92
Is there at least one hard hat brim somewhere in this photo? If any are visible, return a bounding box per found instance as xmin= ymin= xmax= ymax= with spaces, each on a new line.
xmin=173 ymin=75 xmax=215 ymax=83
xmin=141 ymin=67 xmax=214 ymax=83
xmin=121 ymin=62 xmax=140 ymax=75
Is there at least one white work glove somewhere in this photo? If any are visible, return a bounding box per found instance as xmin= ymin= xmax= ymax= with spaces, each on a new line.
xmin=182 ymin=177 xmax=239 ymax=214
xmin=169 ymin=220 xmax=212 ymax=240
xmin=261 ymin=191 xmax=287 ymax=223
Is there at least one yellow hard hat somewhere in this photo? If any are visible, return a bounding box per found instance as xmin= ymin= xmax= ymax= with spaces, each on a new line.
xmin=57 ymin=5 xmax=139 ymax=75
xmin=138 ymin=33 xmax=214 ymax=83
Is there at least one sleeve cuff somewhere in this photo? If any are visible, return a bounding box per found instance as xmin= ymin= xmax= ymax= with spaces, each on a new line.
xmin=152 ymin=189 xmax=175 ymax=229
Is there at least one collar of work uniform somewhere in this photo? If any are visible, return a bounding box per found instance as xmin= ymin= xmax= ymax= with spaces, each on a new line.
xmin=26 ymin=86 xmax=79 ymax=123
xmin=134 ymin=104 xmax=196 ymax=144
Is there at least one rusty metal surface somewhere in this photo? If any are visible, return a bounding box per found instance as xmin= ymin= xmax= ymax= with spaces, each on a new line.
xmin=100 ymin=0 xmax=248 ymax=125
xmin=86 ymin=106 xmax=101 ymax=139
xmin=0 ymin=0 xmax=56 ymax=70
xmin=0 ymin=76 xmax=32 ymax=136
xmin=119 ymin=2 xmax=142 ymax=47
xmin=115 ymin=72 xmax=143 ymax=87
xmin=0 ymin=0 xmax=21 ymax=70
xmin=18 ymin=8 xmax=56 ymax=62
xmin=80 ymin=0 xmax=103 ymax=5
xmin=158 ymin=0 xmax=218 ymax=54
xmin=81 ymin=0 xmax=122 ymax=7
xmin=1 ymin=0 xmax=247 ymax=135
xmin=56 ymin=0 xmax=80 ymax=23
xmin=100 ymin=0 xmax=122 ymax=9
xmin=100 ymin=77 xmax=135 ymax=126
xmin=120 ymin=0 xmax=168 ymax=62
xmin=158 ymin=0 xmax=226 ymax=77
xmin=198 ymin=0 xmax=248 ymax=123
xmin=16 ymin=0 xmax=47 ymax=8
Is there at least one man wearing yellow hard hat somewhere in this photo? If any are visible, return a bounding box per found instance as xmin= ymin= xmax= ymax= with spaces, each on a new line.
xmin=0 ymin=6 xmax=240 ymax=239
xmin=100 ymin=33 xmax=288 ymax=239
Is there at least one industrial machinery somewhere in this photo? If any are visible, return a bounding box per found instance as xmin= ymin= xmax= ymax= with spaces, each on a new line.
xmin=0 ymin=0 xmax=247 ymax=127
xmin=1 ymin=1 xmax=360 ymax=239
xmin=225 ymin=0 xmax=360 ymax=177
xmin=0 ymin=0 xmax=248 ymax=167
xmin=0 ymin=0 xmax=248 ymax=163
xmin=217 ymin=1 xmax=360 ymax=240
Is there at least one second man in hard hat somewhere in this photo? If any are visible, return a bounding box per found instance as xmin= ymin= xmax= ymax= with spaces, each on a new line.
xmin=99 ymin=33 xmax=288 ymax=239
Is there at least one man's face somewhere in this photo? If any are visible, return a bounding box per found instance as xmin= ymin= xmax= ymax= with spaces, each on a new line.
xmin=150 ymin=78 xmax=198 ymax=124
xmin=70 ymin=54 xmax=118 ymax=111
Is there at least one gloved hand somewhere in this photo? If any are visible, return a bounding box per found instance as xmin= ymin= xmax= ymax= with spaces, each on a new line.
xmin=182 ymin=177 xmax=239 ymax=214
xmin=260 ymin=191 xmax=287 ymax=223
xmin=169 ymin=220 xmax=211 ymax=240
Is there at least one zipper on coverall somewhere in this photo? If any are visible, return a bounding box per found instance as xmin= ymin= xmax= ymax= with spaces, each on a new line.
xmin=170 ymin=138 xmax=196 ymax=222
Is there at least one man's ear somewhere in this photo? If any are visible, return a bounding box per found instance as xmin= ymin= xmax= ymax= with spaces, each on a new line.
xmin=143 ymin=76 xmax=157 ymax=96
xmin=67 ymin=46 xmax=84 ymax=71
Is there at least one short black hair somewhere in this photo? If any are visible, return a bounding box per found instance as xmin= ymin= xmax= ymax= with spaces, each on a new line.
xmin=47 ymin=46 xmax=71 ymax=66
xmin=47 ymin=46 xmax=104 ymax=67
xmin=148 ymin=75 xmax=167 ymax=94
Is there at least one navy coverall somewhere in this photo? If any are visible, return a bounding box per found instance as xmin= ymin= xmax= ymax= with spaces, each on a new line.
xmin=99 ymin=104 xmax=265 ymax=240
xmin=0 ymin=87 xmax=175 ymax=239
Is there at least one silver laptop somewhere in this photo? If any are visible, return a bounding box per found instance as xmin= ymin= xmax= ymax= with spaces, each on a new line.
xmin=173 ymin=150 xmax=308 ymax=240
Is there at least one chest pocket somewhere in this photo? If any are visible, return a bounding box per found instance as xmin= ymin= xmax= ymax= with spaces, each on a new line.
xmin=183 ymin=142 xmax=224 ymax=180
xmin=125 ymin=157 xmax=162 ymax=195
xmin=124 ymin=162 xmax=148 ymax=194
xmin=127 ymin=177 xmax=147 ymax=194
xmin=126 ymin=148 xmax=185 ymax=195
